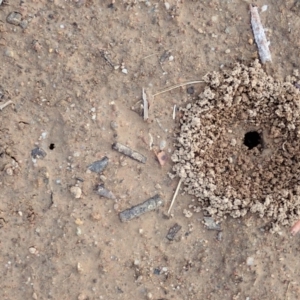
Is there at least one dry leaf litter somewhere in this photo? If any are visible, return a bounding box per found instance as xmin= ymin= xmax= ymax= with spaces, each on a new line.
xmin=171 ymin=60 xmax=300 ymax=231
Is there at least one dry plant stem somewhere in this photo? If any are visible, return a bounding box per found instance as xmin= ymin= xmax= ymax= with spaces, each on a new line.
xmin=173 ymin=105 xmax=176 ymax=120
xmin=142 ymin=88 xmax=148 ymax=120
xmin=153 ymin=81 xmax=204 ymax=97
xmin=167 ymin=178 xmax=183 ymax=215
xmin=250 ymin=4 xmax=272 ymax=64
xmin=0 ymin=100 xmax=13 ymax=110
xmin=290 ymin=219 xmax=300 ymax=235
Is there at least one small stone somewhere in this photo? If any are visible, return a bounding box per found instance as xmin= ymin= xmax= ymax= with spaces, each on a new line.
xmin=100 ymin=175 xmax=107 ymax=182
xmin=211 ymin=15 xmax=218 ymax=22
xmin=75 ymin=218 xmax=84 ymax=225
xmin=155 ymin=183 xmax=161 ymax=190
xmin=164 ymin=2 xmax=170 ymax=10
xmin=134 ymin=259 xmax=140 ymax=266
xmin=77 ymin=262 xmax=83 ymax=273
xmin=110 ymin=121 xmax=118 ymax=131
xmin=29 ymin=247 xmax=37 ymax=254
xmin=4 ymin=48 xmax=14 ymax=58
xmin=246 ymin=257 xmax=254 ymax=266
xmin=6 ymin=12 xmax=22 ymax=26
xmin=203 ymin=217 xmax=221 ymax=231
xmin=159 ymin=140 xmax=167 ymax=150
xmin=77 ymin=294 xmax=87 ymax=300
xmin=147 ymin=292 xmax=153 ymax=299
xmin=70 ymin=186 xmax=82 ymax=199
xmin=122 ymin=68 xmax=128 ymax=74
xmin=248 ymin=38 xmax=253 ymax=45
xmin=217 ymin=231 xmax=223 ymax=241
xmin=261 ymin=5 xmax=268 ymax=12
xmin=225 ymin=49 xmax=231 ymax=54
xmin=32 ymin=292 xmax=38 ymax=300
xmin=187 ymin=86 xmax=195 ymax=95
xmin=6 ymin=168 xmax=13 ymax=176
xmin=20 ymin=20 xmax=28 ymax=29
xmin=31 ymin=147 xmax=47 ymax=159
xmin=169 ymin=55 xmax=174 ymax=61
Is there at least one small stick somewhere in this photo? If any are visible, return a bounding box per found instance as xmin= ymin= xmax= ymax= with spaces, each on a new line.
xmin=250 ymin=4 xmax=272 ymax=64
xmin=100 ymin=49 xmax=115 ymax=68
xmin=167 ymin=178 xmax=183 ymax=215
xmin=112 ymin=142 xmax=147 ymax=164
xmin=119 ymin=194 xmax=164 ymax=222
xmin=153 ymin=81 xmax=204 ymax=97
xmin=285 ymin=281 xmax=290 ymax=300
xmin=142 ymin=88 xmax=148 ymax=121
xmin=0 ymin=100 xmax=13 ymax=111
xmin=172 ymin=105 xmax=176 ymax=120
xmin=148 ymin=132 xmax=153 ymax=150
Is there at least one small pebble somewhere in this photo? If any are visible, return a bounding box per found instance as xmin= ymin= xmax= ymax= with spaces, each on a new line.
xmin=187 ymin=86 xmax=194 ymax=95
xmin=4 ymin=48 xmax=14 ymax=58
xmin=29 ymin=247 xmax=37 ymax=254
xmin=217 ymin=231 xmax=223 ymax=241
xmin=246 ymin=257 xmax=254 ymax=266
xmin=159 ymin=140 xmax=167 ymax=150
xmin=110 ymin=121 xmax=118 ymax=131
xmin=225 ymin=49 xmax=231 ymax=54
xmin=261 ymin=5 xmax=268 ymax=12
xmin=169 ymin=55 xmax=174 ymax=61
xmin=164 ymin=2 xmax=170 ymax=10
xmin=70 ymin=186 xmax=82 ymax=199
xmin=6 ymin=168 xmax=13 ymax=176
xmin=248 ymin=38 xmax=253 ymax=45
xmin=122 ymin=68 xmax=128 ymax=74
xmin=6 ymin=12 xmax=22 ymax=26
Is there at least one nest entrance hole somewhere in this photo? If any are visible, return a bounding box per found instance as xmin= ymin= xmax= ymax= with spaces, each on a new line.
xmin=243 ymin=131 xmax=261 ymax=150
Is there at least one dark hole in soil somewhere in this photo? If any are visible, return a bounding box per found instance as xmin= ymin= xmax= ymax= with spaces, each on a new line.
xmin=243 ymin=131 xmax=261 ymax=150
xmin=49 ymin=143 xmax=55 ymax=150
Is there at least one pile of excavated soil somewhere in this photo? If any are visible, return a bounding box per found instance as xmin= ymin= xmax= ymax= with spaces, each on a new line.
xmin=172 ymin=60 xmax=300 ymax=228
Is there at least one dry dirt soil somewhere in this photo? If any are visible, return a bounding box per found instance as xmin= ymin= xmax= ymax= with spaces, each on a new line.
xmin=1 ymin=1 xmax=300 ymax=300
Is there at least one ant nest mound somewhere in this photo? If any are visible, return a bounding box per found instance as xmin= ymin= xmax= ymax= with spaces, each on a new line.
xmin=172 ymin=60 xmax=300 ymax=230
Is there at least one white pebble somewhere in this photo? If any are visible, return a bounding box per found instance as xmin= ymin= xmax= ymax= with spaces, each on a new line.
xmin=122 ymin=68 xmax=128 ymax=74
xmin=164 ymin=2 xmax=170 ymax=10
xmin=246 ymin=257 xmax=254 ymax=266
xmin=70 ymin=186 xmax=82 ymax=199
xmin=225 ymin=49 xmax=231 ymax=54
xmin=159 ymin=140 xmax=167 ymax=150
xmin=169 ymin=55 xmax=174 ymax=61
xmin=261 ymin=5 xmax=268 ymax=12
xmin=29 ymin=247 xmax=37 ymax=254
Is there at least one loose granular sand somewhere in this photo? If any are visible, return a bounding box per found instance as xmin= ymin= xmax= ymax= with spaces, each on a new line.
xmin=172 ymin=60 xmax=300 ymax=229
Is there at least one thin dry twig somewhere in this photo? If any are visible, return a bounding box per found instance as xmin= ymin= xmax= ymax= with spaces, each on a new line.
xmin=285 ymin=281 xmax=290 ymax=300
xmin=250 ymin=4 xmax=272 ymax=64
xmin=168 ymin=178 xmax=183 ymax=215
xmin=172 ymin=105 xmax=176 ymax=120
xmin=142 ymin=88 xmax=148 ymax=121
xmin=153 ymin=81 xmax=204 ymax=97
xmin=0 ymin=100 xmax=13 ymax=111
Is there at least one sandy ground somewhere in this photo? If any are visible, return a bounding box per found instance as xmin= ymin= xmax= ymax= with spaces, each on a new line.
xmin=1 ymin=0 xmax=300 ymax=299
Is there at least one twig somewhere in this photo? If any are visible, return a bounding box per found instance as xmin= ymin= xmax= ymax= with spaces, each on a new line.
xmin=0 ymin=100 xmax=13 ymax=111
xmin=250 ymin=4 xmax=272 ymax=64
xmin=100 ymin=49 xmax=115 ymax=68
xmin=168 ymin=178 xmax=183 ymax=215
xmin=148 ymin=132 xmax=153 ymax=150
xmin=172 ymin=105 xmax=176 ymax=120
xmin=153 ymin=81 xmax=204 ymax=97
xmin=142 ymin=88 xmax=148 ymax=121
xmin=285 ymin=281 xmax=290 ymax=300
